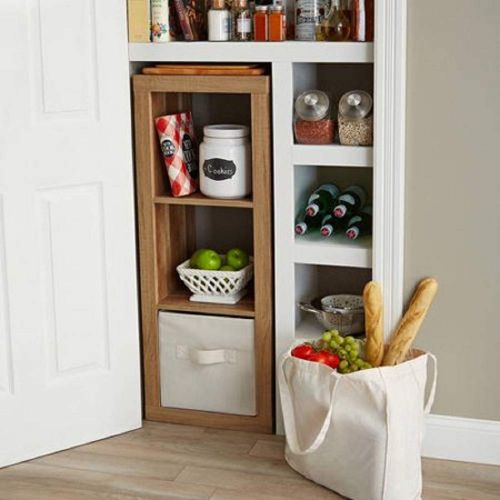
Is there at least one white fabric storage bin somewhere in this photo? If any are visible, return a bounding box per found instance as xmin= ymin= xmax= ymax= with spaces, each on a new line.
xmin=159 ymin=311 xmax=256 ymax=415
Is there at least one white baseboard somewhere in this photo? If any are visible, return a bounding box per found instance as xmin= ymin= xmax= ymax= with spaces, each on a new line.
xmin=423 ymin=414 xmax=500 ymax=466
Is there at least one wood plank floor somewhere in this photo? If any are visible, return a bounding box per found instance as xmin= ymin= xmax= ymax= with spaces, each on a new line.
xmin=0 ymin=421 xmax=499 ymax=499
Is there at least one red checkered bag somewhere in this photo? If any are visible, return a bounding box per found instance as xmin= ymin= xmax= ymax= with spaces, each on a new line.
xmin=155 ymin=112 xmax=198 ymax=197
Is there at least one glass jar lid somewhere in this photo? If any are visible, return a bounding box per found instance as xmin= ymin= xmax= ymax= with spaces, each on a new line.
xmin=203 ymin=124 xmax=249 ymax=139
xmin=338 ymin=90 xmax=373 ymax=119
xmin=295 ymin=90 xmax=330 ymax=121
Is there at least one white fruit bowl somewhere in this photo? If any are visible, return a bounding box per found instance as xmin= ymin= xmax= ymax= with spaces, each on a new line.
xmin=176 ymin=257 xmax=254 ymax=304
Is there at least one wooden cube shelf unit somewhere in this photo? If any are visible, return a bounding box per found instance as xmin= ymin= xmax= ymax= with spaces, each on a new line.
xmin=133 ymin=74 xmax=273 ymax=433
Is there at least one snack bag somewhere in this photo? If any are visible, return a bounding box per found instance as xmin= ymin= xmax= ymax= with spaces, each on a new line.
xmin=155 ymin=112 xmax=198 ymax=197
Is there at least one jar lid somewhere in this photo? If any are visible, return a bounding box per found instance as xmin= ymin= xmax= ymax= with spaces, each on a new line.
xmin=270 ymin=5 xmax=283 ymax=11
xmin=203 ymin=124 xmax=249 ymax=139
xmin=255 ymin=5 xmax=268 ymax=11
xmin=295 ymin=90 xmax=330 ymax=121
xmin=338 ymin=90 xmax=373 ymax=119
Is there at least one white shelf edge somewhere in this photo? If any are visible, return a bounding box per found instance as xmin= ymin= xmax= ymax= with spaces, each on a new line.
xmin=293 ymin=236 xmax=372 ymax=268
xmin=292 ymin=144 xmax=373 ymax=167
xmin=129 ymin=42 xmax=374 ymax=63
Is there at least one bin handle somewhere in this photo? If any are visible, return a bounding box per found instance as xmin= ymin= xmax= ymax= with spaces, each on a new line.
xmin=176 ymin=345 xmax=237 ymax=365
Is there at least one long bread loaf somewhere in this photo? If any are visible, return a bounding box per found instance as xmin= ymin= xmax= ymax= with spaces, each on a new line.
xmin=382 ymin=277 xmax=438 ymax=366
xmin=363 ymin=281 xmax=384 ymax=367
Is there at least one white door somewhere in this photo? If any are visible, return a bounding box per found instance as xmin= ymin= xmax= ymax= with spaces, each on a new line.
xmin=0 ymin=0 xmax=142 ymax=467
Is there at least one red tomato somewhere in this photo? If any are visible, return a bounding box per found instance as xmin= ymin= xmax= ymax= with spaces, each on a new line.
xmin=291 ymin=344 xmax=315 ymax=360
xmin=308 ymin=350 xmax=340 ymax=369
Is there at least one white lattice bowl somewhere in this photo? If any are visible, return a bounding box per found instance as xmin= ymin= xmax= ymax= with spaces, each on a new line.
xmin=176 ymin=257 xmax=254 ymax=304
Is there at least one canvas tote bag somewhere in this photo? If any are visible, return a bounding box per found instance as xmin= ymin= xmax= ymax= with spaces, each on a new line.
xmin=279 ymin=348 xmax=437 ymax=500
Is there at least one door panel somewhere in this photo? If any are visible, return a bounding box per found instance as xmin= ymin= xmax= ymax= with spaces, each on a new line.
xmin=0 ymin=0 xmax=141 ymax=467
xmin=37 ymin=183 xmax=110 ymax=378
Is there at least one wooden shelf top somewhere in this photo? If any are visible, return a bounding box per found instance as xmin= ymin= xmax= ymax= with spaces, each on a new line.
xmin=154 ymin=193 xmax=253 ymax=209
xmin=157 ymin=291 xmax=255 ymax=318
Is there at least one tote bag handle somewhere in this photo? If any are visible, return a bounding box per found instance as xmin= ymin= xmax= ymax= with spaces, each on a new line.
xmin=424 ymin=353 xmax=438 ymax=414
xmin=279 ymin=354 xmax=342 ymax=456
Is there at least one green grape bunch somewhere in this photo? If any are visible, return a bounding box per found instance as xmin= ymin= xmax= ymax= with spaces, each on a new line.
xmin=317 ymin=330 xmax=372 ymax=374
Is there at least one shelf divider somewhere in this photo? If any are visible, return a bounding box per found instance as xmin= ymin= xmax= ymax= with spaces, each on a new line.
xmin=292 ymin=144 xmax=373 ymax=167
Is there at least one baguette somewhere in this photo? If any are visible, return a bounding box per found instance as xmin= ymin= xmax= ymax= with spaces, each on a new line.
xmin=363 ymin=281 xmax=384 ymax=367
xmin=382 ymin=278 xmax=438 ymax=366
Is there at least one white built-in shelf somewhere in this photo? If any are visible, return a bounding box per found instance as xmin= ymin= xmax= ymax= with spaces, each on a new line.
xmin=294 ymin=232 xmax=372 ymax=268
xmin=129 ymin=42 xmax=374 ymax=64
xmin=292 ymin=144 xmax=373 ymax=167
xmin=295 ymin=315 xmax=324 ymax=342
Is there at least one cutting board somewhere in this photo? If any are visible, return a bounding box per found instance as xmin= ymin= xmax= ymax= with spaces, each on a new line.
xmin=142 ymin=64 xmax=266 ymax=76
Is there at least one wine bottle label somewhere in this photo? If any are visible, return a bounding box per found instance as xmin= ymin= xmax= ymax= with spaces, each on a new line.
xmin=345 ymin=185 xmax=367 ymax=205
xmin=203 ymin=158 xmax=237 ymax=181
xmin=307 ymin=192 xmax=319 ymax=204
xmin=319 ymin=184 xmax=341 ymax=199
xmin=338 ymin=193 xmax=356 ymax=206
xmin=347 ymin=215 xmax=362 ymax=226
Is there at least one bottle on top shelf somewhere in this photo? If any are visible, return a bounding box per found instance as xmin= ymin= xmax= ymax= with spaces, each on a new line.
xmin=232 ymin=0 xmax=252 ymax=41
xmin=333 ymin=185 xmax=367 ymax=219
xmin=320 ymin=214 xmax=346 ymax=237
xmin=305 ymin=183 xmax=340 ymax=217
xmin=295 ymin=212 xmax=323 ymax=235
xmin=345 ymin=206 xmax=372 ymax=240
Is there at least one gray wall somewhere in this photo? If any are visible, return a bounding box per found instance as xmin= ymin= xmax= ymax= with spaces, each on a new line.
xmin=405 ymin=0 xmax=500 ymax=420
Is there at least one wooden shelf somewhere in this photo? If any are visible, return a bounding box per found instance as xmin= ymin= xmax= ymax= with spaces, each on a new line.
xmin=134 ymin=73 xmax=273 ymax=433
xmin=154 ymin=193 xmax=253 ymax=209
xmin=129 ymin=42 xmax=374 ymax=64
xmin=157 ymin=291 xmax=255 ymax=318
xmin=294 ymin=232 xmax=372 ymax=268
xmin=292 ymin=144 xmax=373 ymax=167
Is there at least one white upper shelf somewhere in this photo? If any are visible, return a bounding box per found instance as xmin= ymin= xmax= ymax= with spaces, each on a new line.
xmin=292 ymin=145 xmax=373 ymax=167
xmin=129 ymin=42 xmax=374 ymax=64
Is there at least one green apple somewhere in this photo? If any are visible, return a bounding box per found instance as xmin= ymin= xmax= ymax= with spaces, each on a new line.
xmin=189 ymin=249 xmax=206 ymax=269
xmin=220 ymin=265 xmax=236 ymax=272
xmin=226 ymin=248 xmax=249 ymax=271
xmin=194 ymin=249 xmax=222 ymax=271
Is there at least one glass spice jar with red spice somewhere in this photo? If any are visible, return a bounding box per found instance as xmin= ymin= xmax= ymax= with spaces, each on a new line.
xmin=293 ymin=90 xmax=335 ymax=145
xmin=253 ymin=5 xmax=269 ymax=41
xmin=269 ymin=5 xmax=286 ymax=41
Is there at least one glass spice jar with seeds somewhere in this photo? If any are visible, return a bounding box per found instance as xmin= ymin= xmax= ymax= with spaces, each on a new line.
xmin=338 ymin=90 xmax=373 ymax=146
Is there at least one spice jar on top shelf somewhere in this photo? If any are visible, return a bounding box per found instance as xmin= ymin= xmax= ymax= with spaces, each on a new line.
xmin=232 ymin=0 xmax=252 ymax=41
xmin=269 ymin=5 xmax=286 ymax=41
xmin=294 ymin=90 xmax=334 ymax=145
xmin=253 ymin=5 xmax=269 ymax=41
xmin=338 ymin=90 xmax=373 ymax=146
